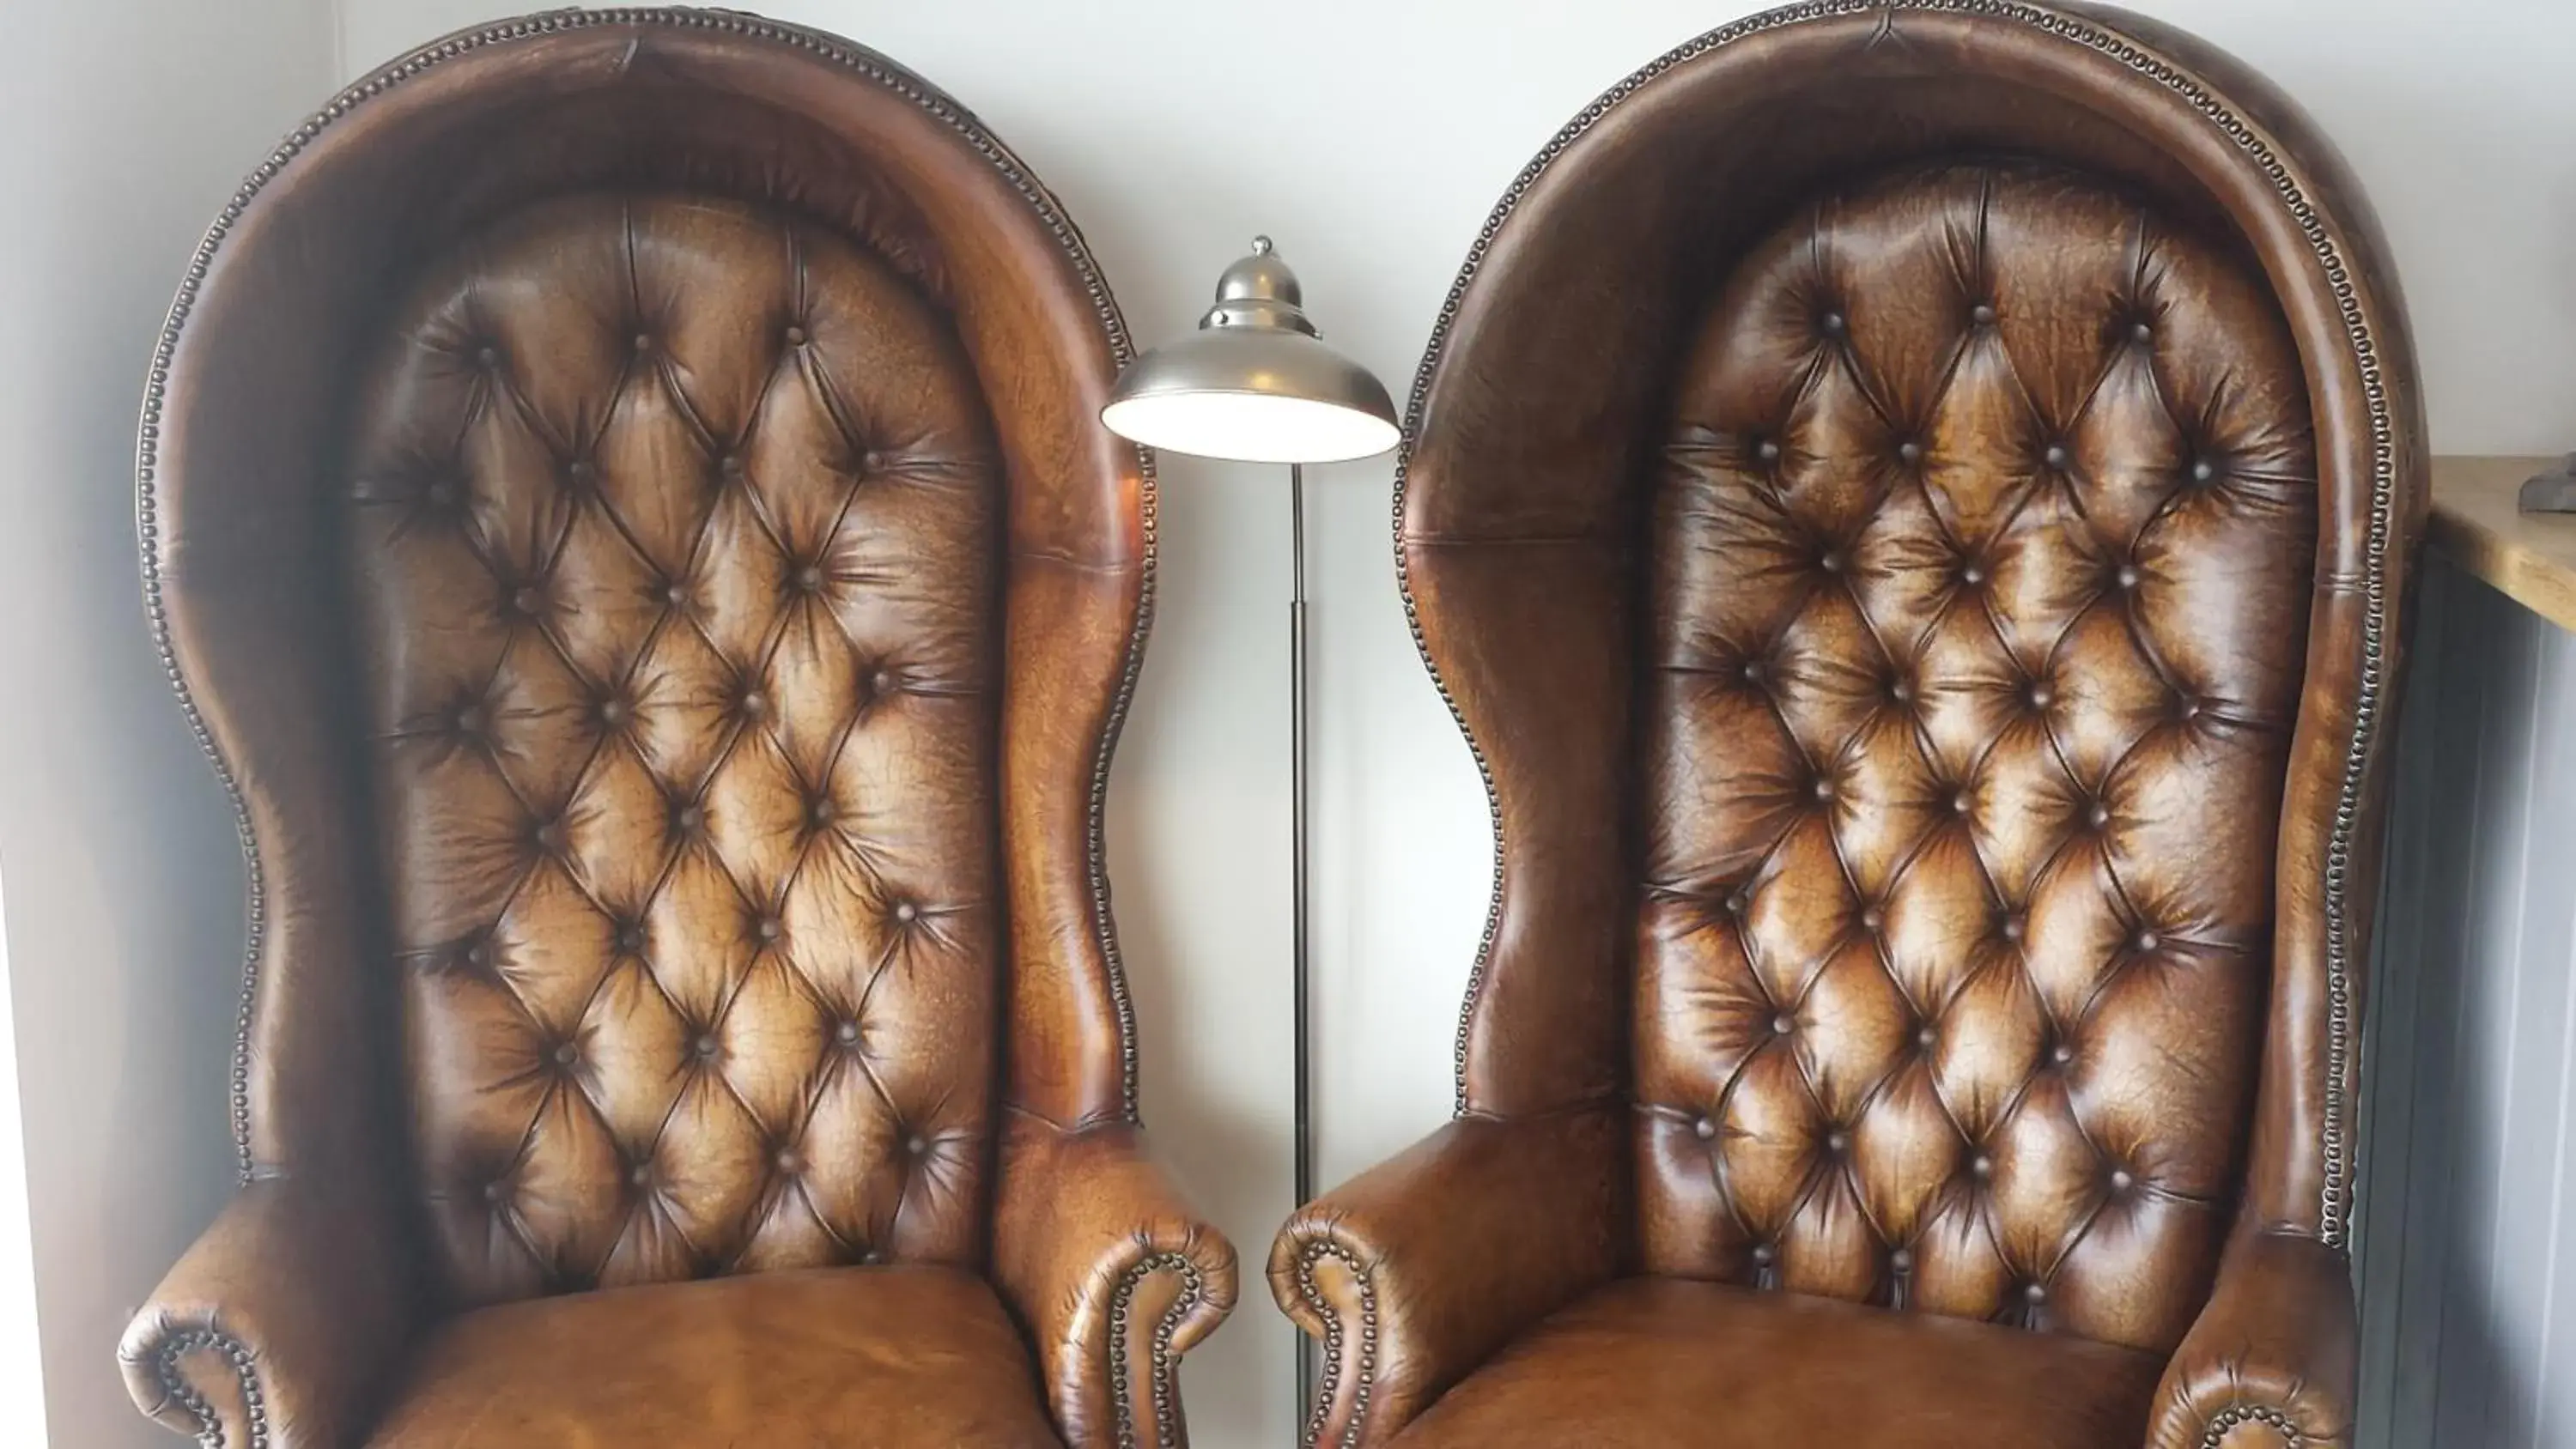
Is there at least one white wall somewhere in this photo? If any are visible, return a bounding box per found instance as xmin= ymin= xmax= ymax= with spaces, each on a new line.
xmin=0 ymin=0 xmax=2559 ymax=1445
xmin=0 ymin=3 xmax=338 ymax=1444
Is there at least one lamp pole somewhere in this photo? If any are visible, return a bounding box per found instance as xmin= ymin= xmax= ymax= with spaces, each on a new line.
xmin=1289 ymin=462 xmax=1314 ymax=1419
xmin=1094 ymin=235 xmax=1397 ymax=1444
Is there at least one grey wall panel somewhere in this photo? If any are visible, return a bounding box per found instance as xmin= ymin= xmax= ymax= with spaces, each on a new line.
xmin=2360 ymin=561 xmax=2576 ymax=1449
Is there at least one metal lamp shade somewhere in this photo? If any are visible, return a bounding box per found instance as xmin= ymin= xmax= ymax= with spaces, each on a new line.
xmin=1101 ymin=238 xmax=1400 ymax=464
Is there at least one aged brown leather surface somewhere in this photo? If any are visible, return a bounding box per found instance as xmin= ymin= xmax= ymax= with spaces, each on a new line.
xmin=120 ymin=13 xmax=1230 ymax=1447
xmin=1391 ymin=1276 xmax=2163 ymax=1448
xmin=1277 ymin=6 xmax=2425 ymax=1446
xmin=366 ymin=1266 xmax=1060 ymax=1448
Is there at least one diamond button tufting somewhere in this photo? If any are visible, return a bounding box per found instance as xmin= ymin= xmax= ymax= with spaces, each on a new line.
xmin=1692 ymin=1116 xmax=1716 ymax=1141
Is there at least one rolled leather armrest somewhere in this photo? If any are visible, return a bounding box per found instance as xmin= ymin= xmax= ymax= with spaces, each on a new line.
xmin=117 ymin=1176 xmax=416 ymax=1449
xmin=992 ymin=1113 xmax=1238 ymax=1449
xmin=2147 ymin=1228 xmax=2358 ymax=1448
xmin=1267 ymin=1106 xmax=1625 ymax=1448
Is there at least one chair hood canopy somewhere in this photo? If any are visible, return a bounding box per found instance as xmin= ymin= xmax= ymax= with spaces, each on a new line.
xmin=141 ymin=5 xmax=1159 ymax=1212
xmin=1398 ymin=0 xmax=2427 ymax=1258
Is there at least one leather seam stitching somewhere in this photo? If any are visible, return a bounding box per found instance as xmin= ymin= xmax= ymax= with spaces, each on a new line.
xmin=1391 ymin=0 xmax=2390 ymax=1252
xmin=133 ymin=6 xmax=1160 ymax=1192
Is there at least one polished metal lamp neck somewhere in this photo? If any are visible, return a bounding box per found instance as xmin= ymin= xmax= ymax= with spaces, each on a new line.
xmin=1200 ymin=235 xmax=1319 ymax=336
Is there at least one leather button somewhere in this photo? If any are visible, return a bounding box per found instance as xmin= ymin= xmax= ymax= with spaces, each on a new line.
xmin=1859 ymin=905 xmax=1883 ymax=931
xmin=1755 ymin=439 xmax=1781 ymax=464
xmin=2001 ymin=914 xmax=2025 ymax=942
xmin=1896 ymin=440 xmax=1923 ymax=465
xmin=755 ymin=915 xmax=782 ymax=943
xmin=511 ymin=586 xmax=544 ymax=616
xmin=660 ymin=579 xmax=690 ymax=609
xmin=1692 ymin=1116 xmax=1716 ymax=1141
xmin=1886 ymin=676 xmax=1911 ymax=704
xmin=1959 ymin=561 xmax=1985 ymax=587
xmin=835 ymin=1020 xmax=860 ymax=1046
xmin=905 ymin=1134 xmax=930 ymax=1156
xmin=464 ymin=940 xmax=493 ymax=969
xmin=2043 ymin=444 xmax=2069 ymax=470
xmin=2110 ymin=1167 xmax=2136 ymax=1192
xmin=892 ymin=902 xmax=920 ymax=925
xmin=629 ymin=1162 xmax=653 ymax=1188
xmin=566 ymin=460 xmax=597 ymax=488
xmin=862 ymin=449 xmax=890 ymax=471
xmin=1915 ymin=1025 xmax=1936 ymax=1050
xmin=1825 ymin=1130 xmax=1850 ymax=1154
xmin=2050 ymin=1042 xmax=2075 ymax=1065
xmin=861 ymin=1248 xmax=884 ymax=1264
xmin=870 ymin=669 xmax=897 ymax=695
xmin=785 ymin=324 xmax=809 ymax=347
xmin=1750 ymin=1243 xmax=1777 ymax=1265
xmin=426 ymin=479 xmax=459 ymax=508
xmin=2135 ymin=929 xmax=2161 ymax=952
xmin=2026 ymin=682 xmax=2054 ymax=710
xmin=454 ymin=704 xmax=487 ymax=736
xmin=1810 ymin=777 xmax=1836 ymax=803
xmin=2190 ymin=457 xmax=2218 ymax=483
xmin=476 ymin=345 xmax=501 ymax=369
xmin=2024 ymin=1282 xmax=2048 ymax=1305
xmin=2130 ymin=320 xmax=2154 ymax=344
xmin=1970 ymin=302 xmax=1996 ymax=326
xmin=2086 ymin=802 xmax=2111 ymax=830
xmin=1971 ymin=1154 xmax=1994 ymax=1179
xmin=793 ymin=563 xmax=825 ymax=592
xmin=2178 ymin=695 xmax=2203 ymax=722
xmin=674 ymin=803 xmax=705 ymax=833
xmin=1950 ymin=791 xmax=1973 ymax=817
xmin=739 ymin=689 xmax=770 ymax=720
xmin=720 ymin=454 xmax=744 ymax=476
xmin=482 ymin=1180 xmax=507 ymax=1204
xmin=1819 ymin=310 xmax=1846 ymax=336
xmin=1818 ymin=549 xmax=1847 ymax=574
xmin=597 ymin=697 xmax=630 ymax=728
xmin=615 ymin=925 xmax=644 ymax=955
xmin=774 ymin=1149 xmax=802 ymax=1174
xmin=632 ymin=331 xmax=653 ymax=353
xmin=551 ymin=1042 xmax=580 ymax=1069
xmin=533 ymin=820 xmax=567 ymax=854
xmin=1890 ymin=1247 xmax=1915 ymax=1272
xmin=1741 ymin=658 xmax=1765 ymax=685
xmin=1771 ymin=1012 xmax=1795 ymax=1037
xmin=1725 ymin=889 xmax=1750 ymax=916
xmin=809 ymin=798 xmax=836 ymax=829
xmin=2114 ymin=563 xmax=2142 ymax=591
xmin=691 ymin=1032 xmax=720 ymax=1059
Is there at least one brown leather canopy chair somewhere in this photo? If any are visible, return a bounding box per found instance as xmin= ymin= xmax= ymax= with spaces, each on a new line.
xmin=115 ymin=12 xmax=1233 ymax=1447
xmin=1273 ymin=5 xmax=2423 ymax=1446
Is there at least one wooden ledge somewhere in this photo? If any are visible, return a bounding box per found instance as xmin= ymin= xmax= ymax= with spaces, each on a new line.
xmin=2431 ymin=456 xmax=2576 ymax=635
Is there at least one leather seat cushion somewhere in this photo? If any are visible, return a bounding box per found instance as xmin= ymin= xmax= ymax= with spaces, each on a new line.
xmin=1390 ymin=1276 xmax=2162 ymax=1447
xmin=365 ymin=1264 xmax=1060 ymax=1447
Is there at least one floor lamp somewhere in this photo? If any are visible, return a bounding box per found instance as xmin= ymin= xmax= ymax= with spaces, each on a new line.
xmin=1100 ymin=237 xmax=1399 ymax=1422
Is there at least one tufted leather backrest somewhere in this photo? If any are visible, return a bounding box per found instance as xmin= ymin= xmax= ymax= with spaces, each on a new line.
xmin=343 ymin=192 xmax=1002 ymax=1306
xmin=1632 ymin=160 xmax=2315 ymax=1355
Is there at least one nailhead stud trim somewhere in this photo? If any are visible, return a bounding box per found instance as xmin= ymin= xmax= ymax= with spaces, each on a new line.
xmin=135 ymin=8 xmax=1161 ymax=1195
xmin=151 ymin=1328 xmax=266 ymax=1449
xmin=1390 ymin=0 xmax=2391 ymax=1252
xmin=2200 ymin=1403 xmax=2303 ymax=1446
xmin=1107 ymin=1251 xmax=1206 ymax=1449
xmin=1294 ymin=1240 xmax=1378 ymax=1449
